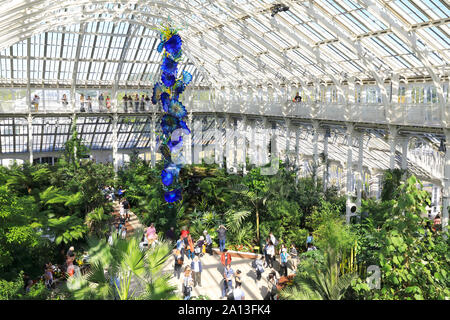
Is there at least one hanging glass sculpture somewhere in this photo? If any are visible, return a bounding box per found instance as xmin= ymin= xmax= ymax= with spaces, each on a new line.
xmin=152 ymin=25 xmax=192 ymax=203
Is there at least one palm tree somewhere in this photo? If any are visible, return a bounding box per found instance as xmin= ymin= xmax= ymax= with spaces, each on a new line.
xmin=66 ymin=230 xmax=177 ymax=300
xmin=280 ymin=249 xmax=357 ymax=300
xmin=85 ymin=207 xmax=112 ymax=238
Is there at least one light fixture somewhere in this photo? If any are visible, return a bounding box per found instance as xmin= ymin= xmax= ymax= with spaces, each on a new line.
xmin=271 ymin=4 xmax=290 ymax=17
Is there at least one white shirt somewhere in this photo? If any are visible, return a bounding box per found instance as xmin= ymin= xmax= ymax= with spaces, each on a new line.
xmin=193 ymin=261 xmax=200 ymax=272
xmin=233 ymin=287 xmax=245 ymax=300
xmin=270 ymin=234 xmax=276 ymax=244
xmin=266 ymin=245 xmax=275 ymax=256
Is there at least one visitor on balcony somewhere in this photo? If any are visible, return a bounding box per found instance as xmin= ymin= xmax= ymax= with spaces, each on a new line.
xmin=145 ymin=94 xmax=151 ymax=110
xmin=31 ymin=94 xmax=40 ymax=112
xmin=87 ymin=96 xmax=93 ymax=112
xmin=293 ymin=92 xmax=302 ymax=102
xmin=98 ymin=93 xmax=105 ymax=112
xmin=134 ymin=93 xmax=140 ymax=112
xmin=140 ymin=94 xmax=145 ymax=111
xmin=79 ymin=94 xmax=85 ymax=112
xmin=61 ymin=94 xmax=68 ymax=108
xmin=122 ymin=94 xmax=128 ymax=113
xmin=106 ymin=96 xmax=111 ymax=111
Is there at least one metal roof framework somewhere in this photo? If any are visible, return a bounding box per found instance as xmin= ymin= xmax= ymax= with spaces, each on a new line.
xmin=0 ymin=0 xmax=447 ymax=89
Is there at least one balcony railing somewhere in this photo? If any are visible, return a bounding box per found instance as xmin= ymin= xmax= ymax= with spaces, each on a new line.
xmin=0 ymin=98 xmax=447 ymax=128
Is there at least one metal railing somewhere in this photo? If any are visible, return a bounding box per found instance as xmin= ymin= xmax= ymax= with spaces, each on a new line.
xmin=0 ymin=98 xmax=447 ymax=129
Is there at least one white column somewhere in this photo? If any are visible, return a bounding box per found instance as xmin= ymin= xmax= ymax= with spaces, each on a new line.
xmin=284 ymin=119 xmax=292 ymax=166
xmin=112 ymin=114 xmax=119 ymax=173
xmin=150 ymin=116 xmax=156 ymax=167
xmin=262 ymin=117 xmax=270 ymax=165
xmin=323 ymin=127 xmax=329 ymax=192
xmin=295 ymin=126 xmax=300 ymax=169
xmin=389 ymin=125 xmax=398 ymax=170
xmin=193 ymin=116 xmax=202 ymax=164
xmin=27 ymin=114 xmax=33 ymax=163
xmin=225 ymin=115 xmax=233 ymax=171
xmin=241 ymin=116 xmax=248 ymax=175
xmin=400 ymin=135 xmax=409 ymax=173
xmin=442 ymin=129 xmax=450 ymax=234
xmin=250 ymin=119 xmax=256 ymax=166
xmin=356 ymin=131 xmax=364 ymax=207
xmin=346 ymin=123 xmax=355 ymax=224
xmin=312 ymin=120 xmax=320 ymax=184
xmin=186 ymin=113 xmax=193 ymax=165
xmin=214 ymin=116 xmax=223 ymax=167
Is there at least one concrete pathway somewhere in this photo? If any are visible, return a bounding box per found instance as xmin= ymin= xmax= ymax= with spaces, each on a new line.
xmin=110 ymin=201 xmax=294 ymax=300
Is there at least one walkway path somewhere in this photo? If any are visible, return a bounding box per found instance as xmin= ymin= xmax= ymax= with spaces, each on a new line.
xmin=110 ymin=201 xmax=293 ymax=300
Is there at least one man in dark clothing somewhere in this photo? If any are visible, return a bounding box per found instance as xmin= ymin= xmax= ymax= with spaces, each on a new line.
xmin=217 ymin=224 xmax=227 ymax=252
xmin=122 ymin=198 xmax=130 ymax=221
xmin=165 ymin=227 xmax=176 ymax=242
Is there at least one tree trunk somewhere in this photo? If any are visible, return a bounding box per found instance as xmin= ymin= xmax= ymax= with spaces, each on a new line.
xmin=256 ymin=207 xmax=260 ymax=247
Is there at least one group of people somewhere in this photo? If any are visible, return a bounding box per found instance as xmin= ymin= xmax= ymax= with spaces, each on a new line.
xmin=102 ymin=185 xmax=126 ymax=202
xmin=122 ymin=94 xmax=151 ymax=112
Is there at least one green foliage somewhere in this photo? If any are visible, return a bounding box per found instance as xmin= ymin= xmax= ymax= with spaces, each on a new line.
xmin=66 ymin=234 xmax=178 ymax=300
xmin=351 ymin=175 xmax=450 ymax=300
xmin=280 ymin=248 xmax=357 ymax=300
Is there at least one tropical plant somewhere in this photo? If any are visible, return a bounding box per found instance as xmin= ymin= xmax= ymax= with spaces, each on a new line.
xmin=66 ymin=232 xmax=177 ymax=300
xmin=280 ymin=248 xmax=357 ymax=300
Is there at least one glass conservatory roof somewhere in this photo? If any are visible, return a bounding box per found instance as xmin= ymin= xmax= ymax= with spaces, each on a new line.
xmin=0 ymin=0 xmax=447 ymax=88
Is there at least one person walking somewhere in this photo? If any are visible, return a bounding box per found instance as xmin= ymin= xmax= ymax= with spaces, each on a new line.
xmin=289 ymin=243 xmax=298 ymax=272
xmin=279 ymin=246 xmax=289 ymax=277
xmin=190 ymin=256 xmax=202 ymax=287
xmin=176 ymin=234 xmax=186 ymax=257
xmin=217 ymin=224 xmax=227 ymax=252
xmin=220 ymin=249 xmax=232 ymax=271
xmin=98 ymin=93 xmax=105 ymax=111
xmin=264 ymin=273 xmax=278 ymax=300
xmin=182 ymin=266 xmax=193 ymax=300
xmin=234 ymin=269 xmax=242 ymax=288
xmin=203 ymin=230 xmax=213 ymax=255
xmin=221 ymin=264 xmax=234 ymax=299
xmin=122 ymin=198 xmax=130 ymax=221
xmin=230 ymin=282 xmax=245 ymax=300
xmin=173 ymin=249 xmax=184 ymax=280
xmin=186 ymin=234 xmax=195 ymax=260
xmin=265 ymin=240 xmax=275 ymax=268
xmin=255 ymin=256 xmax=265 ymax=281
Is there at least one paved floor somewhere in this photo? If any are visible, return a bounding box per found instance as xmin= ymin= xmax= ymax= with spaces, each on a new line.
xmin=111 ymin=201 xmax=293 ymax=300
